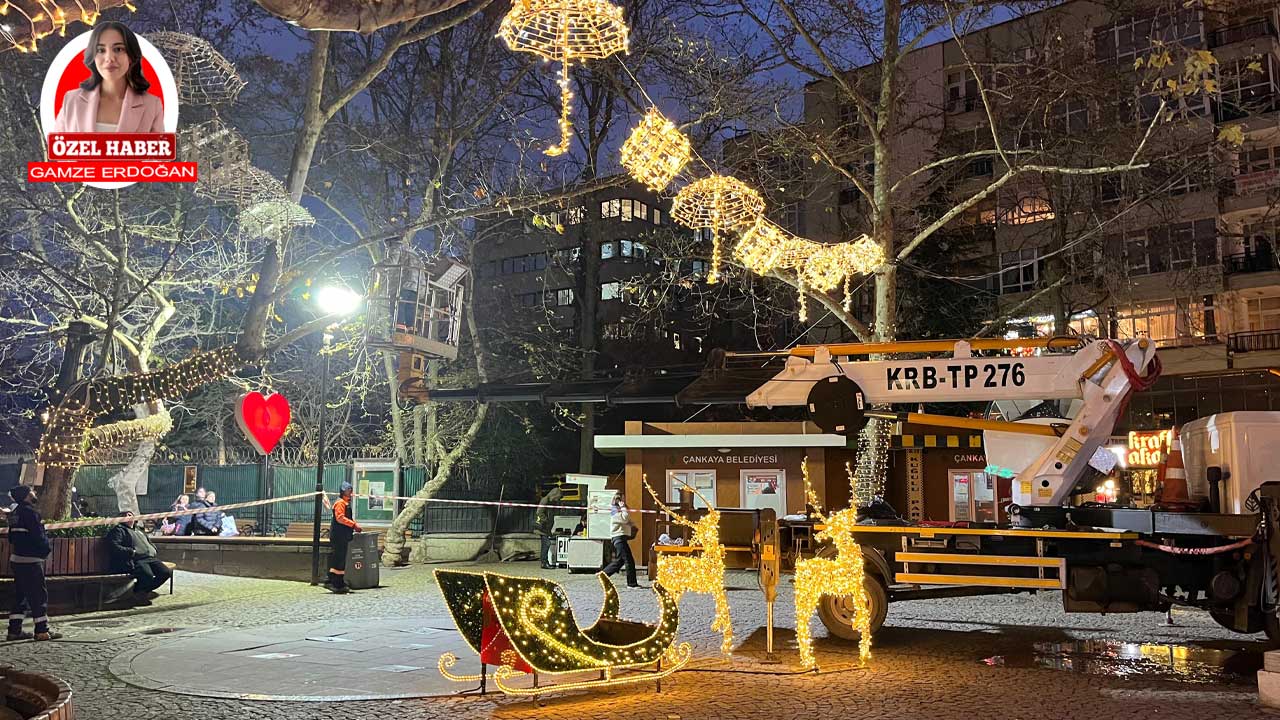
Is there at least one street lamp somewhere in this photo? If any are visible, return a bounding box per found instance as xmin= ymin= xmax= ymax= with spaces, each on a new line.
xmin=311 ymin=286 xmax=362 ymax=586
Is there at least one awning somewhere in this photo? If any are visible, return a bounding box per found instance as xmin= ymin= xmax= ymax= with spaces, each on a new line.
xmin=594 ymin=433 xmax=847 ymax=456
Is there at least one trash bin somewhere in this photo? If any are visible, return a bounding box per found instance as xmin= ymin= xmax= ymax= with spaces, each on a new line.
xmin=346 ymin=531 xmax=381 ymax=589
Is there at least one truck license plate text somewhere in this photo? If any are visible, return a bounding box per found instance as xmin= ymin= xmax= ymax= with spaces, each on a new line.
xmin=887 ymin=362 xmax=1026 ymax=390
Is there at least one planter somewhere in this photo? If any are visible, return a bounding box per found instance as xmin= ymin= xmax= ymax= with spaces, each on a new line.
xmin=0 ymin=666 xmax=75 ymax=720
xmin=0 ymin=537 xmax=110 ymax=576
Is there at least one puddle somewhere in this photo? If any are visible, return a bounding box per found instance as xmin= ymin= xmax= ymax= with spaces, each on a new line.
xmin=66 ymin=619 xmax=130 ymax=628
xmin=982 ymin=640 xmax=1262 ymax=684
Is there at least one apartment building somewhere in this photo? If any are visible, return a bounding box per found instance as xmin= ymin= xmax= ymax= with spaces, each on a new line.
xmin=796 ymin=0 xmax=1280 ymax=423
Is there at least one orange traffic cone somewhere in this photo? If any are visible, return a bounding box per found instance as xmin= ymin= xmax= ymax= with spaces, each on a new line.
xmin=1156 ymin=427 xmax=1190 ymax=505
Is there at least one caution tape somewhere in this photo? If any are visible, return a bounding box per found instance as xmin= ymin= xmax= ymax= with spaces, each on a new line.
xmin=330 ymin=492 xmax=667 ymax=515
xmin=0 ymin=491 xmax=324 ymax=533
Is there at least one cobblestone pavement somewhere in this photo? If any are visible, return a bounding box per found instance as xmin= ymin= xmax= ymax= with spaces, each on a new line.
xmin=5 ymin=564 xmax=1279 ymax=719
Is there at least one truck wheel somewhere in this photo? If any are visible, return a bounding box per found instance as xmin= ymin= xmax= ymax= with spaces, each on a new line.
xmin=816 ymin=575 xmax=889 ymax=642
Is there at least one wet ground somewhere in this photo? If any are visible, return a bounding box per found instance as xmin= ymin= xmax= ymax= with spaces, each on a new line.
xmin=982 ymin=639 xmax=1264 ymax=684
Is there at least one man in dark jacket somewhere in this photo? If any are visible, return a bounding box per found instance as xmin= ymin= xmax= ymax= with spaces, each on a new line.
xmin=6 ymin=485 xmax=60 ymax=641
xmin=106 ymin=511 xmax=172 ymax=605
xmin=181 ymin=488 xmax=208 ymax=535
xmin=191 ymin=490 xmax=223 ymax=536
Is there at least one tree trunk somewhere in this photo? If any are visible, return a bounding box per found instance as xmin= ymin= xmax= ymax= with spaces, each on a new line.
xmin=110 ymin=437 xmax=158 ymax=515
xmin=412 ymin=404 xmax=426 ymax=466
xmin=385 ymin=353 xmax=410 ymax=463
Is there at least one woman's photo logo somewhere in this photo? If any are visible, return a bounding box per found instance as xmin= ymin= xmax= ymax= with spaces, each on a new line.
xmin=32 ymin=22 xmax=192 ymax=189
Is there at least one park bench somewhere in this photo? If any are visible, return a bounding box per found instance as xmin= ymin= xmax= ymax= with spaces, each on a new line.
xmin=0 ymin=561 xmax=176 ymax=612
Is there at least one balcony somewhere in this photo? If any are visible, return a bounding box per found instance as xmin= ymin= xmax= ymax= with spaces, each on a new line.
xmin=1224 ymin=250 xmax=1280 ymax=274
xmin=1223 ymin=168 xmax=1280 ymax=216
xmin=1209 ymin=18 xmax=1278 ymax=48
xmin=1228 ymin=329 xmax=1280 ymax=353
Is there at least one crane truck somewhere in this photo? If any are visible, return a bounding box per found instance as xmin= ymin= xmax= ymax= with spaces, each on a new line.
xmin=742 ymin=336 xmax=1280 ymax=643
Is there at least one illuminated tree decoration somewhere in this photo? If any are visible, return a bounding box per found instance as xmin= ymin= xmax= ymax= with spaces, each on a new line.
xmin=735 ymin=216 xmax=808 ymax=274
xmin=497 ymin=0 xmax=629 ymax=156
xmin=644 ymin=476 xmax=735 ymax=656
xmin=734 ymin=220 xmax=885 ymax=316
xmin=620 ymin=108 xmax=691 ymax=191
xmin=37 ymin=346 xmax=242 ymax=471
xmin=793 ymin=457 xmax=873 ymax=669
xmin=670 ymin=175 xmax=765 ymax=284
xmin=0 ymin=0 xmax=136 ymax=52
xmin=434 ymin=568 xmax=690 ymax=697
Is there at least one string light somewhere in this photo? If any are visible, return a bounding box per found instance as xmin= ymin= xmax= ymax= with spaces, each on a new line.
xmin=644 ymin=475 xmax=735 ymax=656
xmin=37 ymin=346 xmax=241 ymax=470
xmin=734 ymin=219 xmax=883 ymax=316
xmin=620 ymin=108 xmax=692 ymax=191
xmin=793 ymin=457 xmax=873 ymax=669
xmin=0 ymin=0 xmax=137 ymax=53
xmin=84 ymin=410 xmax=173 ymax=453
xmin=434 ymin=568 xmax=687 ymax=696
xmin=671 ymin=175 xmax=764 ymax=284
xmin=498 ymin=0 xmax=629 ymax=156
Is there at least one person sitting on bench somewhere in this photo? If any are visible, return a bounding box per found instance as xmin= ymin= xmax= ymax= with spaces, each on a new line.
xmin=106 ymin=511 xmax=172 ymax=605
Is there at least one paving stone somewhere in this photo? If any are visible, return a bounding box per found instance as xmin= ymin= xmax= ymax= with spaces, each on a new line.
xmin=5 ymin=563 xmax=1274 ymax=719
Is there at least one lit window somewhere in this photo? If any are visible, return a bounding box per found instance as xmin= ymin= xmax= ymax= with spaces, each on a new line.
xmin=556 ymin=288 xmax=575 ymax=306
xmin=672 ymin=332 xmax=682 ymax=350
xmin=653 ymin=208 xmax=662 ymax=225
xmin=691 ymin=260 xmax=709 ymax=278
xmin=621 ymin=240 xmax=633 ymax=258
xmin=601 ymin=281 xmax=622 ymax=300
xmin=602 ymin=199 xmax=621 ymax=218
xmin=621 ymin=199 xmax=633 ymax=222
xmin=601 ymin=241 xmax=616 ymax=260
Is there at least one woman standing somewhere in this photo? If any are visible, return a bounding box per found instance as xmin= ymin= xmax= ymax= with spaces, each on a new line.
xmin=600 ymin=493 xmax=640 ymax=588
xmin=52 ymin=21 xmax=164 ymax=134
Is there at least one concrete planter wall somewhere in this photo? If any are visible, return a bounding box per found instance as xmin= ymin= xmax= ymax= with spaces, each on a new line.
xmin=0 ymin=537 xmax=109 ymax=576
xmin=410 ymin=532 xmax=539 ymax=563
xmin=1 ymin=666 xmax=75 ymax=720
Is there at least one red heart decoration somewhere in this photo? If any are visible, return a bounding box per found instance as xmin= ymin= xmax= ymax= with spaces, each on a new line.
xmin=235 ymin=392 xmax=291 ymax=455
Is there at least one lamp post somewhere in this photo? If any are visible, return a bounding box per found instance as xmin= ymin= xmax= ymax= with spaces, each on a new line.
xmin=310 ymin=286 xmax=362 ymax=585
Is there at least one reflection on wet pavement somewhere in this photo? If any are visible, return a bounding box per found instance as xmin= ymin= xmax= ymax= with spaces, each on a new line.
xmin=982 ymin=640 xmax=1262 ymax=684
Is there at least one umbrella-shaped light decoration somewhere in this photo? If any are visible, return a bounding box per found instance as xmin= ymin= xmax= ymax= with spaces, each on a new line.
xmin=498 ymin=0 xmax=629 ymax=156
xmin=620 ymin=108 xmax=691 ymax=191
xmin=671 ymin=175 xmax=764 ymax=284
xmin=0 ymin=0 xmax=136 ymax=52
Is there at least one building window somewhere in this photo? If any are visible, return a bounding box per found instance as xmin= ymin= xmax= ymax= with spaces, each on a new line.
xmin=516 ymin=292 xmax=539 ymax=308
xmin=619 ymin=198 xmax=648 ymax=222
xmin=691 ymin=260 xmax=709 ymax=278
xmin=671 ymin=332 xmax=682 ymax=350
xmin=946 ymin=71 xmax=979 ymax=113
xmin=653 ymin=208 xmax=662 ymax=225
xmin=999 ymin=248 xmax=1041 ymax=294
xmin=554 ymin=246 xmax=581 ymax=265
xmin=693 ymin=228 xmax=713 ymax=243
xmin=1054 ymin=99 xmax=1089 ymax=133
xmin=1240 ymin=145 xmax=1279 ymax=175
xmin=1247 ymin=296 xmax=1280 ymax=330
xmin=601 ymin=281 xmax=622 ymax=301
xmin=620 ymin=239 xmax=634 ymax=258
xmin=1219 ymin=55 xmax=1279 ymax=120
xmin=1115 ymin=299 xmax=1215 ymax=345
xmin=965 ymin=158 xmax=994 ymax=178
xmin=552 ymin=288 xmax=575 ymax=306
xmin=1093 ymin=10 xmax=1202 ymax=65
xmin=550 ymin=206 xmax=585 ymax=226
xmin=998 ymin=196 xmax=1054 ymax=225
xmin=532 ymin=252 xmax=548 ymax=270
xmin=601 ymin=198 xmax=621 ymax=218
xmin=601 ymin=241 xmax=616 ymax=260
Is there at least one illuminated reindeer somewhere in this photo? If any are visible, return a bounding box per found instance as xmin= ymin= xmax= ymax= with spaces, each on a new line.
xmin=643 ymin=476 xmax=734 ymax=656
xmin=793 ymin=458 xmax=873 ymax=668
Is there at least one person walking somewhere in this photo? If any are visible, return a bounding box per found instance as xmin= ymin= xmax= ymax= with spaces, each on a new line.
xmin=325 ymin=482 xmax=362 ymax=594
xmin=600 ymin=492 xmax=640 ymax=588
xmin=105 ymin=511 xmax=173 ymax=605
xmin=534 ymin=485 xmax=564 ymax=569
xmin=5 ymin=485 xmax=60 ymax=641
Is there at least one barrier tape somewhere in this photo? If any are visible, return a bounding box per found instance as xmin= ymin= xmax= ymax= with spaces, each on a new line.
xmin=0 ymin=490 xmax=690 ymax=535
xmin=0 ymin=491 xmax=324 ymax=533
xmin=330 ymin=492 xmax=666 ymax=515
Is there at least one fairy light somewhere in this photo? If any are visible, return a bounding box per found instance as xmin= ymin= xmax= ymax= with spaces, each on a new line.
xmin=644 ymin=475 xmax=735 ymax=656
xmin=434 ymin=568 xmax=687 ymax=696
xmin=1 ymin=0 xmax=137 ymax=53
xmin=734 ymin=218 xmax=883 ymax=317
xmin=37 ymin=346 xmax=241 ymax=470
xmin=671 ymin=175 xmax=764 ymax=284
xmin=620 ymin=108 xmax=692 ymax=191
xmin=84 ymin=410 xmax=173 ymax=453
xmin=498 ymin=0 xmax=629 ymax=156
xmin=793 ymin=457 xmax=873 ymax=669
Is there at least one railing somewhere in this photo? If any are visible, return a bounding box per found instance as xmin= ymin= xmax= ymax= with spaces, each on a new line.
xmin=1209 ymin=18 xmax=1277 ymax=48
xmin=1228 ymin=329 xmax=1280 ymax=353
xmin=1224 ymin=250 xmax=1280 ymax=274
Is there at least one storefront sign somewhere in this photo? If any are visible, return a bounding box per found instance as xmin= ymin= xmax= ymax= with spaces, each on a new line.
xmin=680 ymin=454 xmax=778 ymax=465
xmin=1127 ymin=430 xmax=1173 ymax=467
xmin=952 ymin=453 xmax=984 ymax=463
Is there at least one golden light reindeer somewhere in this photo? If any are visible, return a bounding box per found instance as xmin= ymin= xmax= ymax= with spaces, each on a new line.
xmin=643 ymin=476 xmax=734 ymax=656
xmin=793 ymin=458 xmax=873 ymax=668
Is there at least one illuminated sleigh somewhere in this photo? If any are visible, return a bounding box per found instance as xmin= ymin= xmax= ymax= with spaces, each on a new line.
xmin=435 ymin=569 xmax=692 ymax=697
